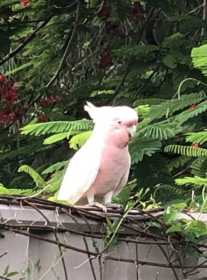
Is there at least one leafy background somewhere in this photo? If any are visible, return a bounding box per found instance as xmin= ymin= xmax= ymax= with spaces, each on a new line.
xmin=1 ymin=0 xmax=207 ymax=213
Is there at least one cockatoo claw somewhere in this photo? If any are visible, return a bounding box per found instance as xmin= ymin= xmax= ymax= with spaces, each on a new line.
xmin=88 ymin=202 xmax=108 ymax=213
xmin=105 ymin=203 xmax=122 ymax=209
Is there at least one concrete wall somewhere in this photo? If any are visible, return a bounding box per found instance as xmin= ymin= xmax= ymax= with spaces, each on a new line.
xmin=0 ymin=203 xmax=206 ymax=280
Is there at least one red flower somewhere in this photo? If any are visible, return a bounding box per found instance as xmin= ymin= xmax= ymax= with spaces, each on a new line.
xmin=38 ymin=95 xmax=61 ymax=107
xmin=0 ymin=74 xmax=6 ymax=82
xmin=37 ymin=113 xmax=48 ymax=122
xmin=131 ymin=2 xmax=144 ymax=20
xmin=2 ymin=87 xmax=17 ymax=103
xmin=99 ymin=48 xmax=113 ymax=69
xmin=97 ymin=1 xmax=110 ymax=19
xmin=20 ymin=0 xmax=30 ymax=8
xmin=192 ymin=143 xmax=199 ymax=149
xmin=0 ymin=111 xmax=16 ymax=125
xmin=189 ymin=104 xmax=197 ymax=111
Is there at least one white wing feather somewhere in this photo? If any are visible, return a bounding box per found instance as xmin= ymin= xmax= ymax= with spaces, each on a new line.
xmin=57 ymin=139 xmax=102 ymax=204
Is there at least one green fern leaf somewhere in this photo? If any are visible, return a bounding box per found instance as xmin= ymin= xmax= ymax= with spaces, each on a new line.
xmin=191 ymin=44 xmax=207 ymax=76
xmin=138 ymin=122 xmax=178 ymax=140
xmin=164 ymin=145 xmax=207 ymax=157
xmin=168 ymin=156 xmax=191 ymax=172
xmin=69 ymin=131 xmax=92 ymax=150
xmin=0 ymin=185 xmax=34 ymax=196
xmin=175 ymin=101 xmax=207 ymax=124
xmin=191 ymin=158 xmax=207 ymax=177
xmin=18 ymin=164 xmax=45 ymax=188
xmin=42 ymin=161 xmax=68 ymax=175
xmin=43 ymin=132 xmax=71 ymax=145
xmin=175 ymin=176 xmax=207 ymax=187
xmin=45 ymin=170 xmax=65 ymax=193
xmin=130 ymin=137 xmax=162 ymax=163
xmin=146 ymin=92 xmax=206 ymax=121
xmin=186 ymin=131 xmax=207 ymax=145
xmin=21 ymin=120 xmax=93 ymax=136
xmin=0 ymin=142 xmax=50 ymax=161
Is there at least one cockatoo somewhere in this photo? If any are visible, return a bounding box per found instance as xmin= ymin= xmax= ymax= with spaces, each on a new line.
xmin=58 ymin=102 xmax=138 ymax=206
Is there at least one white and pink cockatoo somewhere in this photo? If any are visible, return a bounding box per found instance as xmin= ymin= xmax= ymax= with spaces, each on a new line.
xmin=57 ymin=102 xmax=138 ymax=206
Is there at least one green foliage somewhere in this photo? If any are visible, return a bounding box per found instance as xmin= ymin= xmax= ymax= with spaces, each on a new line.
xmin=18 ymin=164 xmax=45 ymax=188
xmin=164 ymin=145 xmax=207 ymax=157
xmin=69 ymin=131 xmax=92 ymax=150
xmin=186 ymin=132 xmax=207 ymax=145
xmin=175 ymin=176 xmax=207 ymax=187
xmin=164 ymin=205 xmax=207 ymax=242
xmin=0 ymin=184 xmax=34 ymax=196
xmin=130 ymin=137 xmax=162 ymax=163
xmin=191 ymin=44 xmax=207 ymax=77
xmin=41 ymin=161 xmax=68 ymax=175
xmin=21 ymin=120 xmax=93 ymax=136
xmin=1 ymin=0 xmax=207 ymax=220
xmin=191 ymin=158 xmax=207 ymax=177
xmin=144 ymin=92 xmax=206 ymax=121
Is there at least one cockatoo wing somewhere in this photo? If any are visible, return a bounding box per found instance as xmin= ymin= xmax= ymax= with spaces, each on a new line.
xmin=57 ymin=140 xmax=102 ymax=204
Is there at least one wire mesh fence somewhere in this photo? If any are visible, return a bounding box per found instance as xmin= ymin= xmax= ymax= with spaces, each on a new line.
xmin=0 ymin=196 xmax=206 ymax=280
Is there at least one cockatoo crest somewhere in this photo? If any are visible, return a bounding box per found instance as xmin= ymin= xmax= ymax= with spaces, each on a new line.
xmin=84 ymin=101 xmax=138 ymax=126
xmin=84 ymin=102 xmax=98 ymax=120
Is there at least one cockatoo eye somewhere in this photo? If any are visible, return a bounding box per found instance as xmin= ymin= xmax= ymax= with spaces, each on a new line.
xmin=117 ymin=120 xmax=122 ymax=124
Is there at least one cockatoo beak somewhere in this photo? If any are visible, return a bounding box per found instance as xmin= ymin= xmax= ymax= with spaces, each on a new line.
xmin=127 ymin=125 xmax=137 ymax=138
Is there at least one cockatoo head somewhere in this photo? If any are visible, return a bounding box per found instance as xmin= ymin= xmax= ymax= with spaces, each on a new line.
xmin=84 ymin=102 xmax=138 ymax=145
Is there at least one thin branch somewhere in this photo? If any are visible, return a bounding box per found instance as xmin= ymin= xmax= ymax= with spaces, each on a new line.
xmin=83 ymin=237 xmax=97 ymax=280
xmin=6 ymin=227 xmax=98 ymax=256
xmin=0 ymin=18 xmax=52 ymax=66
xmin=0 ymin=276 xmax=13 ymax=280
xmin=201 ymin=0 xmax=207 ymax=37
xmin=46 ymin=1 xmax=80 ymax=88
xmin=157 ymin=244 xmax=180 ymax=280
xmin=135 ymin=244 xmax=139 ymax=280
xmin=0 ymin=252 xmax=7 ymax=259
xmin=53 ymin=230 xmax=70 ymax=280
xmin=112 ymin=7 xmax=156 ymax=102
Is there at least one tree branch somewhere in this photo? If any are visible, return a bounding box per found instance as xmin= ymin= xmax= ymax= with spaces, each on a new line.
xmin=0 ymin=17 xmax=52 ymax=66
xmin=46 ymin=1 xmax=80 ymax=88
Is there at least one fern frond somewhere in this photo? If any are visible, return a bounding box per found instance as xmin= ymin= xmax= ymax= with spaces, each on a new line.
xmin=18 ymin=164 xmax=45 ymax=188
xmin=42 ymin=161 xmax=68 ymax=175
xmin=0 ymin=142 xmax=50 ymax=161
xmin=191 ymin=158 xmax=207 ymax=177
xmin=136 ymin=105 xmax=150 ymax=118
xmin=21 ymin=120 xmax=93 ymax=136
xmin=146 ymin=92 xmax=206 ymax=121
xmin=138 ymin=122 xmax=178 ymax=140
xmin=0 ymin=185 xmax=34 ymax=196
xmin=43 ymin=132 xmax=72 ymax=145
xmin=168 ymin=156 xmax=191 ymax=172
xmin=130 ymin=137 xmax=162 ymax=163
xmin=175 ymin=176 xmax=207 ymax=187
xmin=175 ymin=101 xmax=207 ymax=124
xmin=191 ymin=44 xmax=207 ymax=77
xmin=45 ymin=170 xmax=64 ymax=193
xmin=69 ymin=131 xmax=92 ymax=150
xmin=134 ymin=98 xmax=165 ymax=106
xmin=186 ymin=131 xmax=207 ymax=145
xmin=155 ymin=184 xmax=186 ymax=201
xmin=164 ymin=145 xmax=207 ymax=157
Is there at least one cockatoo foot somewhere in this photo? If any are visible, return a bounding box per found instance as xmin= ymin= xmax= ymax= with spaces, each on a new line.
xmin=88 ymin=202 xmax=108 ymax=212
xmin=105 ymin=203 xmax=122 ymax=209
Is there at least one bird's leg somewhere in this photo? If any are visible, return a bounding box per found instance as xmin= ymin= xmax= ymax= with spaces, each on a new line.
xmin=104 ymin=191 xmax=122 ymax=208
xmin=104 ymin=191 xmax=113 ymax=204
xmin=86 ymin=191 xmax=107 ymax=212
xmin=86 ymin=191 xmax=95 ymax=205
